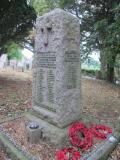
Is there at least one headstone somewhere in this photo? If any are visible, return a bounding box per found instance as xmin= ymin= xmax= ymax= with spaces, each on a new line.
xmin=28 ymin=8 xmax=82 ymax=146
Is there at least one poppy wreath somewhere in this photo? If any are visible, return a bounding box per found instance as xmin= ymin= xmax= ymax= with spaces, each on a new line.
xmin=55 ymin=122 xmax=112 ymax=160
xmin=90 ymin=124 xmax=112 ymax=140
xmin=56 ymin=147 xmax=80 ymax=160
xmin=68 ymin=122 xmax=93 ymax=149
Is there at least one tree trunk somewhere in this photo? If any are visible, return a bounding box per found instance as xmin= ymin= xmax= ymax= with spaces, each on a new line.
xmin=100 ymin=51 xmax=116 ymax=83
xmin=106 ymin=55 xmax=116 ymax=83
xmin=106 ymin=64 xmax=115 ymax=83
xmin=100 ymin=51 xmax=107 ymax=80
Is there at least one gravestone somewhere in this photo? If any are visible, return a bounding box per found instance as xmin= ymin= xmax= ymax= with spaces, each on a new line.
xmin=27 ymin=8 xmax=82 ymax=146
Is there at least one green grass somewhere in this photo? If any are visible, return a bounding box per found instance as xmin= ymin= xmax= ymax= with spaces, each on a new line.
xmin=81 ymin=64 xmax=100 ymax=71
xmin=81 ymin=64 xmax=100 ymax=76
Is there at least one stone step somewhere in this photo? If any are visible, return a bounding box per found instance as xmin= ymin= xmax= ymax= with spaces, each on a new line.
xmin=81 ymin=131 xmax=120 ymax=160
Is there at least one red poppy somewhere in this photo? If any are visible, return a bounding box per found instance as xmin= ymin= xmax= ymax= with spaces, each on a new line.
xmin=68 ymin=122 xmax=93 ymax=149
xmin=56 ymin=147 xmax=80 ymax=160
xmin=91 ymin=124 xmax=112 ymax=140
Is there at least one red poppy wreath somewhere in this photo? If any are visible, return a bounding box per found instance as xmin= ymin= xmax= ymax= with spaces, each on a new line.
xmin=56 ymin=147 xmax=80 ymax=160
xmin=91 ymin=124 xmax=112 ymax=140
xmin=68 ymin=122 xmax=93 ymax=149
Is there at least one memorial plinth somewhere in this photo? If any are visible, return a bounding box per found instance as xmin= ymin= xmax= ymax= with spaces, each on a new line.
xmin=27 ymin=8 xmax=82 ymax=146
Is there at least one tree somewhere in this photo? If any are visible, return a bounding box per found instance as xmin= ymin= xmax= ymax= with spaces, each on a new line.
xmin=31 ymin=0 xmax=53 ymax=16
xmin=5 ymin=42 xmax=23 ymax=61
xmin=59 ymin=0 xmax=120 ymax=83
xmin=0 ymin=0 xmax=36 ymax=56
xmin=31 ymin=0 xmax=58 ymax=16
xmin=90 ymin=1 xmax=120 ymax=82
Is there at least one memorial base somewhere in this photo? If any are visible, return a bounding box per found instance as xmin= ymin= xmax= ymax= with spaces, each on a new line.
xmin=25 ymin=112 xmax=69 ymax=148
xmin=0 ymin=113 xmax=120 ymax=160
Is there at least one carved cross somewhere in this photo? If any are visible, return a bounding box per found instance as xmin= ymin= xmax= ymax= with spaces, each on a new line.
xmin=40 ymin=22 xmax=52 ymax=47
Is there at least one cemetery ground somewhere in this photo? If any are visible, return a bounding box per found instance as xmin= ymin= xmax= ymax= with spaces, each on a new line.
xmin=0 ymin=68 xmax=120 ymax=160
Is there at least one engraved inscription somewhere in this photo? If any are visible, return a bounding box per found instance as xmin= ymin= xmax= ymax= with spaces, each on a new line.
xmin=65 ymin=51 xmax=79 ymax=63
xmin=36 ymin=69 xmax=45 ymax=103
xmin=66 ymin=65 xmax=77 ymax=89
xmin=65 ymin=51 xmax=79 ymax=89
xmin=47 ymin=70 xmax=55 ymax=103
xmin=35 ymin=52 xmax=56 ymax=68
xmin=35 ymin=52 xmax=56 ymax=112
